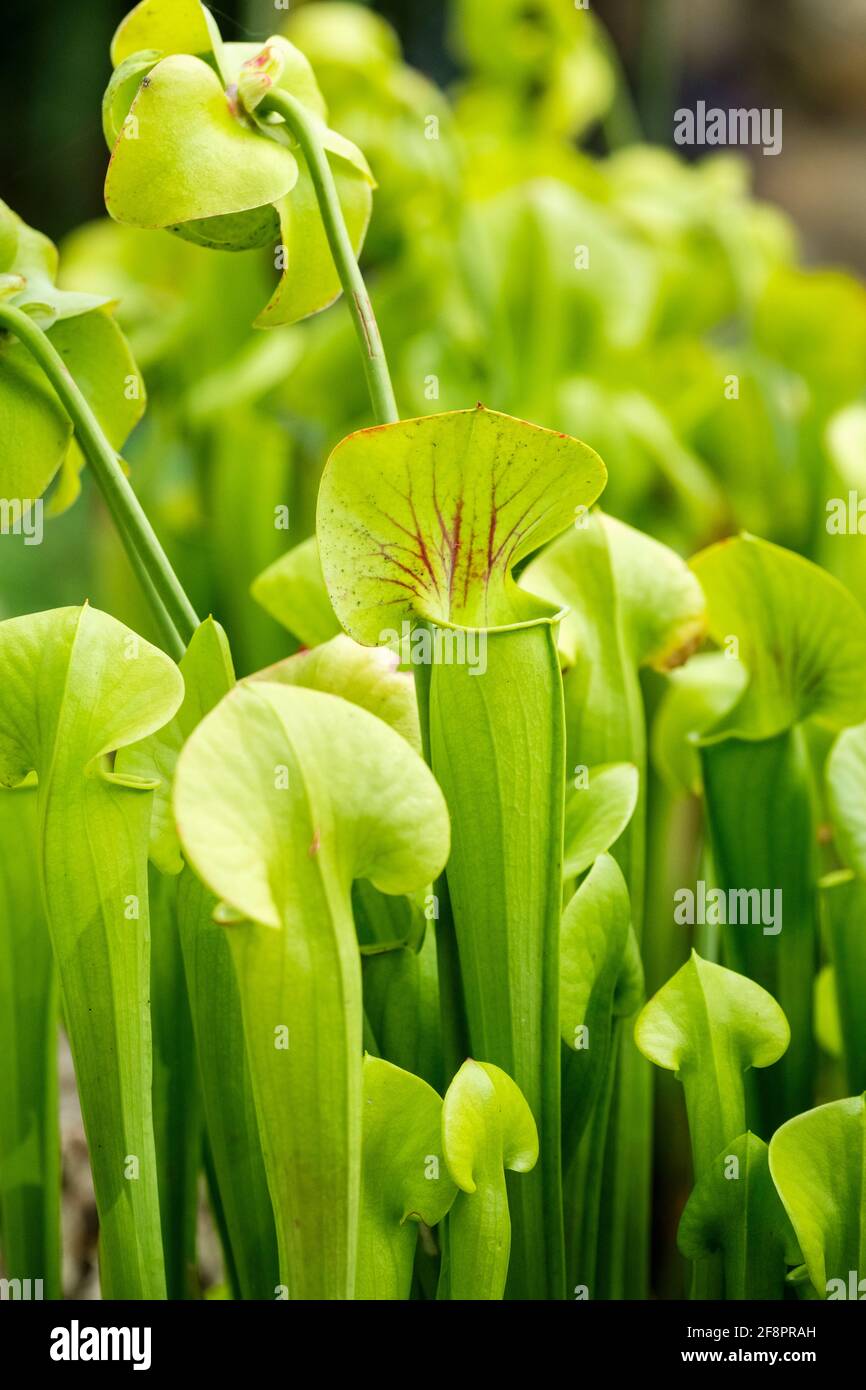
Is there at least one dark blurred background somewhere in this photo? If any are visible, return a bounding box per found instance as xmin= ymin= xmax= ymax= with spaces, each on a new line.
xmin=3 ymin=0 xmax=866 ymax=269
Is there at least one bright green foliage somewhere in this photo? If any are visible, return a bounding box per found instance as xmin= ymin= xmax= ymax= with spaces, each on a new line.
xmin=440 ymin=1059 xmax=538 ymax=1300
xmin=560 ymin=853 xmax=641 ymax=1151
xmin=174 ymin=681 xmax=449 ymax=1298
xmin=116 ymin=618 xmax=281 ymax=1300
xmin=678 ymin=1133 xmax=799 ymax=1300
xmin=563 ymin=763 xmax=639 ymax=879
xmin=0 ymin=785 xmax=60 ymax=1298
xmin=637 ymin=952 xmax=789 ymax=1297
xmin=103 ymin=4 xmax=374 ymax=326
xmin=251 ymin=536 xmax=341 ymax=649
xmin=318 ymin=404 xmax=606 ymax=634
xmin=769 ymin=1095 xmax=866 ymax=1299
xmin=318 ymin=403 xmax=607 ymax=1301
xmin=0 ymin=200 xmax=145 ymax=512
xmin=0 ymin=605 xmax=183 ymax=1298
xmin=636 ymin=951 xmax=789 ymax=1180
xmin=5 ymin=0 xmax=866 ymax=1313
xmin=692 ymin=534 xmax=866 ymax=743
xmin=357 ymin=1055 xmax=457 ymax=1300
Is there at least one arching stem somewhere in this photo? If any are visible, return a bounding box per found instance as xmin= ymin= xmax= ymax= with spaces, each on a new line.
xmin=0 ymin=302 xmax=198 ymax=655
xmin=261 ymin=88 xmax=399 ymax=426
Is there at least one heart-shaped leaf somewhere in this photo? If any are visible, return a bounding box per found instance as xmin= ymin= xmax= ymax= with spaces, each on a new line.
xmin=635 ymin=951 xmax=789 ymax=1181
xmin=318 ymin=405 xmax=607 ymax=639
xmin=104 ymin=55 xmax=299 ymax=232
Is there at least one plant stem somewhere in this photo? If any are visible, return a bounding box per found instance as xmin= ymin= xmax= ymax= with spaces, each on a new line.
xmin=427 ymin=623 xmax=566 ymax=1299
xmin=115 ymin=522 xmax=186 ymax=661
xmin=0 ymin=302 xmax=199 ymax=651
xmin=260 ymin=88 xmax=399 ymax=426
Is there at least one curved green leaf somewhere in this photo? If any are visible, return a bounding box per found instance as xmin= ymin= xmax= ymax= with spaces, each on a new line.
xmin=678 ymin=1132 xmax=798 ymax=1299
xmin=636 ymin=951 xmax=789 ymax=1298
xmin=251 ymin=536 xmax=341 ymax=648
xmin=318 ymin=405 xmax=607 ymax=638
xmin=525 ymin=509 xmax=705 ymax=674
xmin=440 ymin=1059 xmax=538 ymax=1300
xmin=174 ymin=682 xmax=449 ymax=1298
xmin=357 ymin=1055 xmax=457 ymax=1300
xmin=255 ymin=157 xmax=372 ymax=327
xmin=563 ymin=763 xmax=638 ymax=880
xmin=118 ymin=617 xmax=234 ymax=876
xmin=104 ymin=55 xmax=299 ymax=232
xmin=250 ymin=633 xmax=421 ymax=755
xmin=691 ymin=534 xmax=866 ymax=742
xmin=0 ymin=205 xmax=144 ymax=513
xmin=769 ymin=1095 xmax=866 ymax=1299
xmin=110 ymin=0 xmax=223 ymax=68
xmin=560 ymin=853 xmax=636 ymax=1151
xmin=635 ymin=951 xmax=789 ymax=1181
xmin=0 ymin=605 xmax=184 ymax=1298
xmin=0 ymin=200 xmax=109 ymax=327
